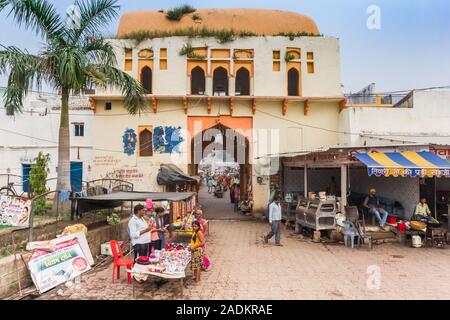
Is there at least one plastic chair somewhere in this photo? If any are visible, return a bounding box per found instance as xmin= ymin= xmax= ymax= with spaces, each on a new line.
xmin=343 ymin=221 xmax=358 ymax=249
xmin=110 ymin=240 xmax=134 ymax=284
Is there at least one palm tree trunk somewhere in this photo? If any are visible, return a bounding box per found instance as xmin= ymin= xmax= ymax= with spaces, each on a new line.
xmin=55 ymin=87 xmax=71 ymax=215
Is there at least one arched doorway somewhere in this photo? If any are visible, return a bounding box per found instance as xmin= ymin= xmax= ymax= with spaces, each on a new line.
xmin=235 ymin=67 xmax=250 ymax=96
xmin=189 ymin=122 xmax=251 ymax=201
xmin=191 ymin=66 xmax=206 ymax=95
xmin=287 ymin=68 xmax=299 ymax=96
xmin=213 ymin=67 xmax=228 ymax=96
xmin=141 ymin=66 xmax=152 ymax=94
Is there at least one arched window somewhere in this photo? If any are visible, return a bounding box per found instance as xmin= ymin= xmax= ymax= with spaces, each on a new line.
xmin=191 ymin=66 xmax=205 ymax=95
xmin=139 ymin=129 xmax=153 ymax=157
xmin=213 ymin=67 xmax=228 ymax=96
xmin=140 ymin=66 xmax=152 ymax=94
xmin=235 ymin=67 xmax=250 ymax=96
xmin=287 ymin=68 xmax=299 ymax=96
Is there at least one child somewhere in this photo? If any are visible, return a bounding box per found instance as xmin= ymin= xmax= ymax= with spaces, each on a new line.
xmin=190 ymin=221 xmax=205 ymax=283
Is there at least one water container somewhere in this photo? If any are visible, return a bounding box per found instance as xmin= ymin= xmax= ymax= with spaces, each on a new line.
xmin=412 ymin=235 xmax=422 ymax=248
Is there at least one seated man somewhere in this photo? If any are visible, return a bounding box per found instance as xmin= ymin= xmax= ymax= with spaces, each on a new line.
xmin=363 ymin=188 xmax=388 ymax=228
xmin=415 ymin=197 xmax=431 ymax=217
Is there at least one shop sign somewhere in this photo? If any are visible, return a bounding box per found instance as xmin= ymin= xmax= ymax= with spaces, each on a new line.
xmin=0 ymin=195 xmax=31 ymax=227
xmin=430 ymin=147 xmax=450 ymax=162
xmin=28 ymin=237 xmax=91 ymax=293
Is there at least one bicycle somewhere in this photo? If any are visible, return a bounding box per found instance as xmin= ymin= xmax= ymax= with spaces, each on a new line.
xmin=0 ymin=182 xmax=27 ymax=197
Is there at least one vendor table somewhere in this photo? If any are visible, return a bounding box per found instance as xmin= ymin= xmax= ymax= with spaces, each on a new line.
xmin=127 ymin=263 xmax=188 ymax=297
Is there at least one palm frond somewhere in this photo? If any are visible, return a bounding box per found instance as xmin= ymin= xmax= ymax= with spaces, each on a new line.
xmin=83 ymin=38 xmax=117 ymax=66
xmin=72 ymin=0 xmax=119 ymax=40
xmin=0 ymin=0 xmax=63 ymax=40
xmin=87 ymin=64 xmax=147 ymax=115
xmin=0 ymin=46 xmax=43 ymax=115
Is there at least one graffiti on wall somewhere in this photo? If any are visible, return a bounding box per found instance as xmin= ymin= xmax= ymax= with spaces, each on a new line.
xmin=93 ymin=155 xmax=121 ymax=166
xmin=122 ymin=128 xmax=137 ymax=156
xmin=153 ymin=126 xmax=184 ymax=154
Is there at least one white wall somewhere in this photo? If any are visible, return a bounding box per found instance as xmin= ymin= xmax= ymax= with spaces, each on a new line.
xmin=102 ymin=36 xmax=342 ymax=98
xmin=0 ymin=93 xmax=93 ymax=193
xmin=339 ymin=90 xmax=450 ymax=146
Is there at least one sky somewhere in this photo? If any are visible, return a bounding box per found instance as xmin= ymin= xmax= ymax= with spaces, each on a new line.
xmin=0 ymin=0 xmax=449 ymax=93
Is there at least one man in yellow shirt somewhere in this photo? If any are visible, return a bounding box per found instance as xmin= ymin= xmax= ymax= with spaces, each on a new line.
xmin=415 ymin=197 xmax=431 ymax=216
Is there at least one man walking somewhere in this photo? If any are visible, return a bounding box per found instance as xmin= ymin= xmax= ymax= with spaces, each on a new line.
xmin=264 ymin=196 xmax=283 ymax=246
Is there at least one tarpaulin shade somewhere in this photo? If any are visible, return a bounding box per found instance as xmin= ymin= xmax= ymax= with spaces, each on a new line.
xmin=157 ymin=164 xmax=199 ymax=185
xmin=353 ymin=151 xmax=450 ymax=177
xmin=76 ymin=191 xmax=196 ymax=215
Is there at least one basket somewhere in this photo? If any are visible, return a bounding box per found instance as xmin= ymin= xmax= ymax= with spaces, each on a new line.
xmin=410 ymin=221 xmax=426 ymax=231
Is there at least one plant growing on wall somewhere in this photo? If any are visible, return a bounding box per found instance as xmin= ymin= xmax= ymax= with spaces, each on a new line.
xmin=121 ymin=27 xmax=257 ymax=45
xmin=29 ymin=152 xmax=50 ymax=213
xmin=179 ymin=43 xmax=206 ymax=60
xmin=277 ymin=31 xmax=324 ymax=40
xmin=192 ymin=13 xmax=201 ymax=21
xmin=166 ymin=4 xmax=196 ymax=21
xmin=285 ymin=51 xmax=296 ymax=62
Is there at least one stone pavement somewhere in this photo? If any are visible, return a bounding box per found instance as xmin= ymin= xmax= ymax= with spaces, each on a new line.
xmin=37 ymin=218 xmax=450 ymax=300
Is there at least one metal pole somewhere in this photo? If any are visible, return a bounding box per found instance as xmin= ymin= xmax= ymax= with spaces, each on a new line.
xmin=304 ymin=164 xmax=308 ymax=198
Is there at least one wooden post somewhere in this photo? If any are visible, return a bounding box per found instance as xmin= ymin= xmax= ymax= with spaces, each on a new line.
xmin=304 ymin=164 xmax=308 ymax=198
xmin=340 ymin=164 xmax=348 ymax=213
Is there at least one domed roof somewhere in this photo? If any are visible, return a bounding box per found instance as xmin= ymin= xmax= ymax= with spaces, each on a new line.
xmin=117 ymin=8 xmax=320 ymax=37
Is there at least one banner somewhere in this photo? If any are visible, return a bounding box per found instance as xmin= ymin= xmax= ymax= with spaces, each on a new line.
xmin=28 ymin=237 xmax=91 ymax=293
xmin=0 ymin=195 xmax=31 ymax=227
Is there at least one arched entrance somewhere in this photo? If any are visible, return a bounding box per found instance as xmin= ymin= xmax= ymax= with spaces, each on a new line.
xmin=188 ymin=118 xmax=252 ymax=201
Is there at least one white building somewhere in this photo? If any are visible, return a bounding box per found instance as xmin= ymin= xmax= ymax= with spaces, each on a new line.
xmin=0 ymin=88 xmax=93 ymax=194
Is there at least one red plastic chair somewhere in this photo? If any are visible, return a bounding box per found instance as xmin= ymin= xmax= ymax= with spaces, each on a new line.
xmin=110 ymin=240 xmax=134 ymax=284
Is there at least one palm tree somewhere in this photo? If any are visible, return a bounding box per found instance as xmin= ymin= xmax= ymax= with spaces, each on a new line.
xmin=0 ymin=0 xmax=146 ymax=193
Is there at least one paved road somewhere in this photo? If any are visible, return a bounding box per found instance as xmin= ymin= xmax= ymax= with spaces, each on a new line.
xmin=37 ymin=217 xmax=450 ymax=300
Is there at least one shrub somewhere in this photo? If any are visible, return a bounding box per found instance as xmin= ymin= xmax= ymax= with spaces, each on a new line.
xmin=192 ymin=13 xmax=201 ymax=21
xmin=166 ymin=5 xmax=196 ymax=21
xmin=29 ymin=152 xmax=50 ymax=213
xmin=179 ymin=43 xmax=206 ymax=59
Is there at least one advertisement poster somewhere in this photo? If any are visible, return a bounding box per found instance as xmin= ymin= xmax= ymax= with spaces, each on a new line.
xmin=28 ymin=237 xmax=91 ymax=293
xmin=0 ymin=195 xmax=32 ymax=227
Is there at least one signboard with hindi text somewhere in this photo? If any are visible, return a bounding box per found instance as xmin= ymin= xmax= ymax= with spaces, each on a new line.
xmin=28 ymin=237 xmax=91 ymax=293
xmin=0 ymin=195 xmax=31 ymax=227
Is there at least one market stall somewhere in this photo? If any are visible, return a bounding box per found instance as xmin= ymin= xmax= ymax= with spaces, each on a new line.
xmin=127 ymin=242 xmax=192 ymax=297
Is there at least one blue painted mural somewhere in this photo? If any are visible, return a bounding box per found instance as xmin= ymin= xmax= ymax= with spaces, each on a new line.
xmin=122 ymin=128 xmax=137 ymax=156
xmin=153 ymin=126 xmax=184 ymax=154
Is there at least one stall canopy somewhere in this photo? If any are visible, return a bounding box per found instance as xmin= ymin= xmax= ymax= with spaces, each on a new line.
xmin=76 ymin=191 xmax=196 ymax=215
xmin=353 ymin=151 xmax=450 ymax=177
xmin=157 ymin=164 xmax=200 ymax=185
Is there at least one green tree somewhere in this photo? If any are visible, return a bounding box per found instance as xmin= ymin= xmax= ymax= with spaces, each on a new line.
xmin=29 ymin=152 xmax=50 ymax=213
xmin=0 ymin=0 xmax=146 ymax=193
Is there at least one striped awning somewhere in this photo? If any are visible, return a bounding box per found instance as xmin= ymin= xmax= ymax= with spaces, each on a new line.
xmin=353 ymin=151 xmax=450 ymax=177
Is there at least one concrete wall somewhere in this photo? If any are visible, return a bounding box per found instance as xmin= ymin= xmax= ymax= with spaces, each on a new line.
xmin=103 ymin=36 xmax=342 ymax=97
xmin=0 ymin=94 xmax=94 ymax=193
xmin=339 ymin=90 xmax=450 ymax=146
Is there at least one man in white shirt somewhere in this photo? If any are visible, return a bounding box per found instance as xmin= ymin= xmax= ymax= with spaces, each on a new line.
xmin=128 ymin=204 xmax=152 ymax=259
xmin=264 ymin=196 xmax=283 ymax=246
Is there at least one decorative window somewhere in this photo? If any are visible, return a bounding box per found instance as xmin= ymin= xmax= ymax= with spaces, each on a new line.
xmin=235 ymin=67 xmax=250 ymax=96
xmin=191 ymin=66 xmax=205 ymax=95
xmin=105 ymin=102 xmax=112 ymax=110
xmin=273 ymin=50 xmax=281 ymax=71
xmin=138 ymin=127 xmax=153 ymax=157
xmin=140 ymin=66 xmax=152 ymax=94
xmin=124 ymin=48 xmax=132 ymax=71
xmin=307 ymin=52 xmax=315 ymax=74
xmin=74 ymin=123 xmax=84 ymax=137
xmin=160 ymin=48 xmax=167 ymax=70
xmin=288 ymin=68 xmax=300 ymax=96
xmin=213 ymin=67 xmax=228 ymax=96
